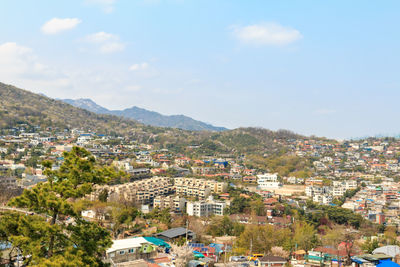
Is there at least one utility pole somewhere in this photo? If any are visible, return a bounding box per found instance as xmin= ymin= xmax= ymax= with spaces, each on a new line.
xmin=185 ymin=219 xmax=189 ymax=266
xmin=185 ymin=219 xmax=188 ymax=241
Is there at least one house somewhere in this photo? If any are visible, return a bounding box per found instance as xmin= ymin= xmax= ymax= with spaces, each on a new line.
xmin=312 ymin=246 xmax=357 ymax=266
xmin=106 ymin=237 xmax=161 ymax=264
xmin=214 ymin=160 xmax=228 ymax=168
xmin=352 ymin=254 xmax=395 ymax=267
xmin=155 ymin=227 xmax=196 ymax=242
xmin=257 ymin=255 xmax=287 ymax=267
xmin=257 ymin=173 xmax=281 ymax=189
xmin=175 ymin=157 xmax=191 ymax=166
xmin=229 ymin=214 xmax=267 ymax=225
xmin=243 ymin=176 xmax=257 ymax=183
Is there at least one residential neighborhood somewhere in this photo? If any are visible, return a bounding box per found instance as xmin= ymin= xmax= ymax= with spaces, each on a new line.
xmin=2 ymin=125 xmax=400 ymax=266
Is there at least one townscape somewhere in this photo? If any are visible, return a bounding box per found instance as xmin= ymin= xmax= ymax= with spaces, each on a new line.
xmin=2 ymin=1 xmax=400 ymax=267
xmin=2 ymin=84 xmax=400 ymax=266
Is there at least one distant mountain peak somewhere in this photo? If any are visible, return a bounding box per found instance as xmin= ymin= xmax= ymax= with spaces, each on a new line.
xmin=61 ymin=98 xmax=227 ymax=132
xmin=62 ymin=98 xmax=109 ymax=114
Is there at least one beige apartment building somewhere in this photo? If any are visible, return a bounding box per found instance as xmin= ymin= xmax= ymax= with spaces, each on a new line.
xmin=153 ymin=195 xmax=187 ymax=212
xmin=89 ymin=177 xmax=174 ymax=204
xmin=174 ymin=177 xmax=227 ymax=199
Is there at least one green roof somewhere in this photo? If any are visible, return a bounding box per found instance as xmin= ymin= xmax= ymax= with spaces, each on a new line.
xmin=143 ymin=237 xmax=171 ymax=249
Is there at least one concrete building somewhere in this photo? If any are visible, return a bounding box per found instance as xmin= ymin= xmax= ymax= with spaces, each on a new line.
xmin=174 ymin=177 xmax=227 ymax=199
xmin=186 ymin=196 xmax=227 ymax=217
xmin=257 ymin=173 xmax=281 ymax=189
xmin=153 ymin=195 xmax=187 ymax=212
xmin=89 ymin=177 xmax=174 ymax=204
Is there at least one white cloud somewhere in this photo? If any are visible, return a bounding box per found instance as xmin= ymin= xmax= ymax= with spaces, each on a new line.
xmin=41 ymin=18 xmax=81 ymax=35
xmin=85 ymin=0 xmax=116 ymax=13
xmin=232 ymin=22 xmax=302 ymax=46
xmin=84 ymin=32 xmax=125 ymax=53
xmin=129 ymin=62 xmax=149 ymax=71
xmin=0 ymin=42 xmax=71 ymax=92
xmin=0 ymin=42 xmax=157 ymax=109
xmin=0 ymin=42 xmax=53 ymax=78
xmin=85 ymin=32 xmax=118 ymax=43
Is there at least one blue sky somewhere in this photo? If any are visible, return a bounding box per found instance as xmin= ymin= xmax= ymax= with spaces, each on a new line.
xmin=1 ymin=0 xmax=399 ymax=139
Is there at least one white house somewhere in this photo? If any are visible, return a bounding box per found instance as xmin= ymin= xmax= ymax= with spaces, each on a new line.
xmin=257 ymin=173 xmax=281 ymax=189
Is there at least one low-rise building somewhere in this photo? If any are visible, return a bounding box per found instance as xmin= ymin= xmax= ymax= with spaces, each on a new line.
xmin=153 ymin=195 xmax=187 ymax=212
xmin=186 ymin=197 xmax=227 ymax=217
xmin=89 ymin=177 xmax=174 ymax=204
xmin=174 ymin=177 xmax=227 ymax=199
xmin=257 ymin=173 xmax=281 ymax=189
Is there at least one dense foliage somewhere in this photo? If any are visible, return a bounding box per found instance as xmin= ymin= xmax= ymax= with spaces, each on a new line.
xmin=0 ymin=147 xmax=117 ymax=266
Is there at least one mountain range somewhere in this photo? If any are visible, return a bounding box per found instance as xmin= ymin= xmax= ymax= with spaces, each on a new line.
xmin=61 ymin=98 xmax=227 ymax=132
xmin=0 ymin=82 xmax=307 ymax=155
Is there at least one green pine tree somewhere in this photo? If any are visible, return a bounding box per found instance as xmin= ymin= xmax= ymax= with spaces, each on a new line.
xmin=0 ymin=147 xmax=117 ymax=266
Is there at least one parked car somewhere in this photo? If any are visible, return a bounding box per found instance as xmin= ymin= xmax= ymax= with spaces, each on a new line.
xmin=230 ymin=256 xmax=247 ymax=262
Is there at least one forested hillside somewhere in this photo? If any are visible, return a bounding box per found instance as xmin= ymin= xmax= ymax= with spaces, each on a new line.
xmin=0 ymin=82 xmax=142 ymax=135
xmin=0 ymin=82 xmax=314 ymax=156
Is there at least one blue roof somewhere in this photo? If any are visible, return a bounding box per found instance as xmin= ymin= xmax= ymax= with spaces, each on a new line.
xmin=189 ymin=243 xmax=205 ymax=248
xmin=378 ymin=260 xmax=400 ymax=267
xmin=352 ymin=257 xmax=367 ymax=264
xmin=209 ymin=243 xmax=224 ymax=253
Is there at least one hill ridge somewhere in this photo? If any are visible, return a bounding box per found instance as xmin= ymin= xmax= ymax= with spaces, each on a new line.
xmin=61 ymin=98 xmax=227 ymax=132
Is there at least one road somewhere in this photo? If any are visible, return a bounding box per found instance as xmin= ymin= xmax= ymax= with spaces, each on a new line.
xmin=0 ymin=206 xmax=31 ymax=215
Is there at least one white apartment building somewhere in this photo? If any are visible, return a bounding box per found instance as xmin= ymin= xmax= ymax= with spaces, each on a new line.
xmin=77 ymin=134 xmax=92 ymax=145
xmin=332 ymin=186 xmax=346 ymax=197
xmin=186 ymin=197 xmax=226 ymax=217
xmin=332 ymin=180 xmax=357 ymax=190
xmin=257 ymin=173 xmax=281 ymax=189
xmin=313 ymin=194 xmax=333 ymax=205
xmin=306 ymin=186 xmax=327 ymax=197
xmin=345 ymin=180 xmax=357 ymax=190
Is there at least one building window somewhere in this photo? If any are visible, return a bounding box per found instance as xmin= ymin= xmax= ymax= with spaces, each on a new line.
xmin=119 ymin=250 xmax=125 ymax=255
xmin=128 ymin=248 xmax=135 ymax=254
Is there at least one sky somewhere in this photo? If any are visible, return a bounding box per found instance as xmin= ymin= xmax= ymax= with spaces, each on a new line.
xmin=1 ymin=0 xmax=400 ymax=139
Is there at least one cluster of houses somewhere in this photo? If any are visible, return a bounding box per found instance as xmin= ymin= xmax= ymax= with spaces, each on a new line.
xmin=342 ymin=180 xmax=400 ymax=225
xmin=2 ymin=127 xmax=400 ymax=227
xmin=103 ymin=228 xmax=400 ymax=267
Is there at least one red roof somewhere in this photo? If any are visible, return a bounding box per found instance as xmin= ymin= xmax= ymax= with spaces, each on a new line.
xmin=264 ymin=198 xmax=278 ymax=204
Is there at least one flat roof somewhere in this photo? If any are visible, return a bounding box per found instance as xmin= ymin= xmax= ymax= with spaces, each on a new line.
xmin=106 ymin=237 xmax=150 ymax=254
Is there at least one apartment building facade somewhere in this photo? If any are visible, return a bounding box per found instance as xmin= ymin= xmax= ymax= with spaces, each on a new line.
xmin=174 ymin=177 xmax=227 ymax=199
xmin=89 ymin=177 xmax=174 ymax=204
xmin=186 ymin=197 xmax=226 ymax=217
xmin=153 ymin=195 xmax=187 ymax=212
